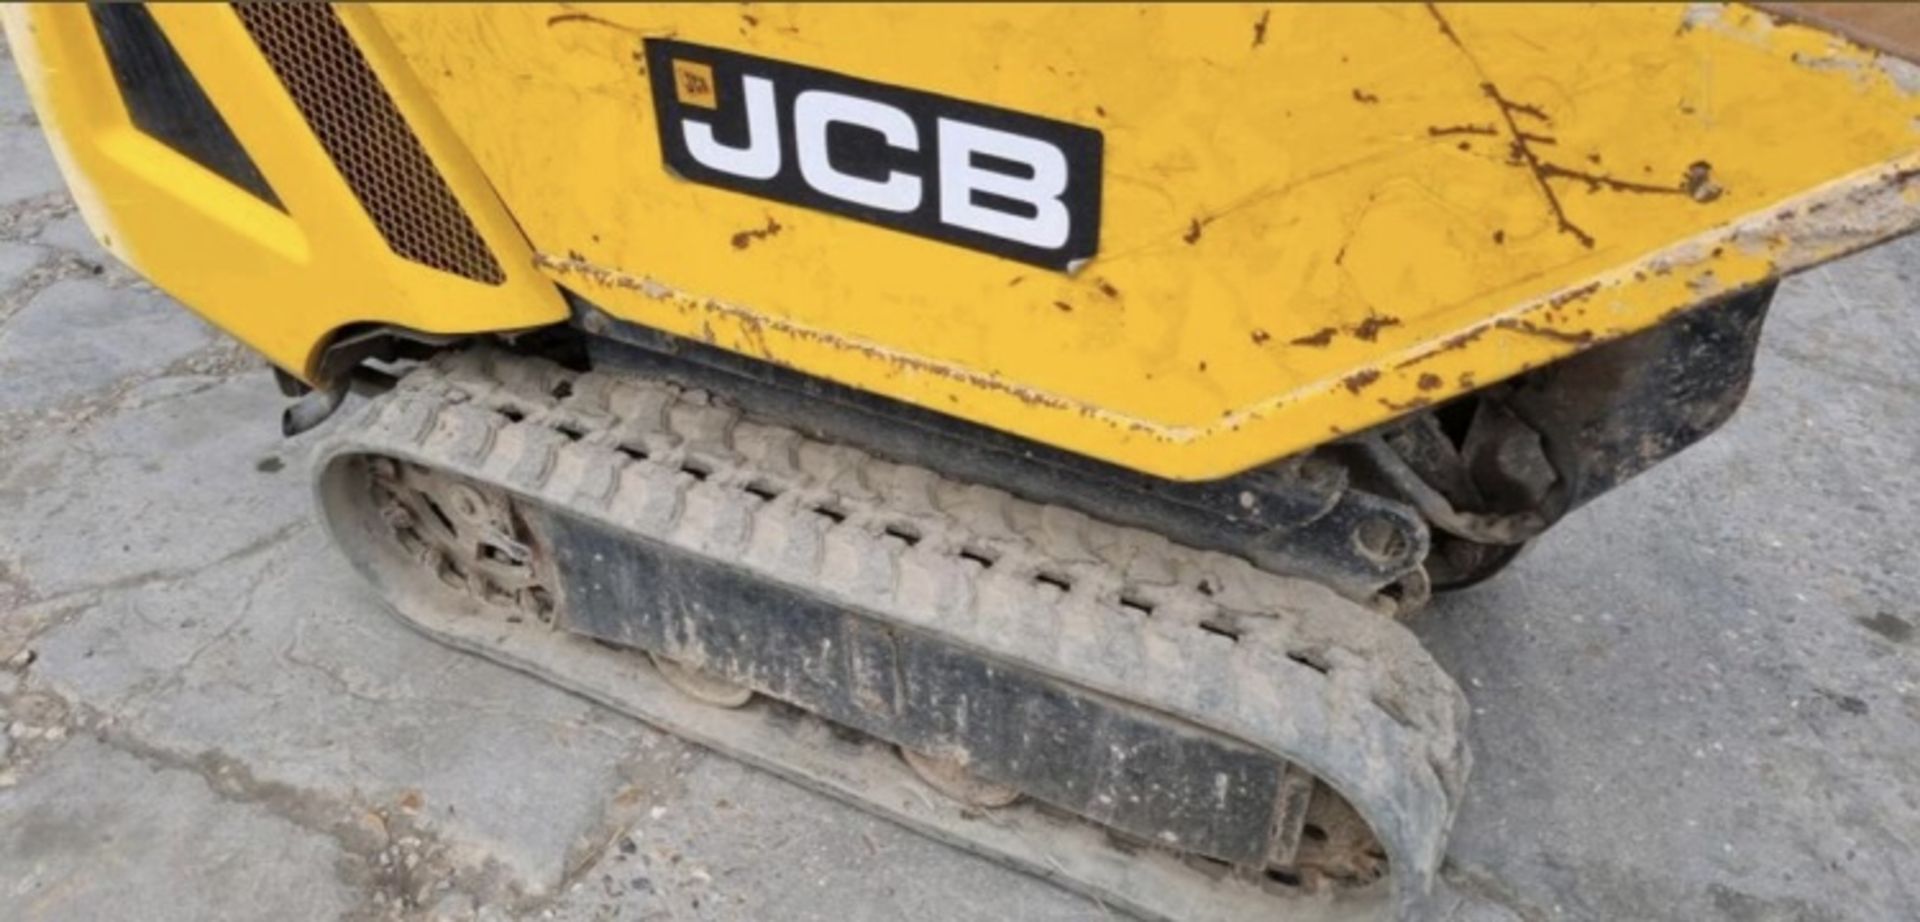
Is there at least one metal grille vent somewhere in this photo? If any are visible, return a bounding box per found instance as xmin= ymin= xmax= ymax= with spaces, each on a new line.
xmin=233 ymin=3 xmax=505 ymax=285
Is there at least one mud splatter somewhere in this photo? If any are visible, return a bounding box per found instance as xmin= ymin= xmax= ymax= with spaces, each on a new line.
xmin=1350 ymin=315 xmax=1403 ymax=342
xmin=1495 ymin=317 xmax=1594 ymax=345
xmin=1422 ymin=3 xmax=1698 ymax=250
xmin=1429 ymin=123 xmax=1498 ymax=137
xmin=730 ymin=217 xmax=783 ymax=250
xmin=1291 ymin=327 xmax=1338 ymax=348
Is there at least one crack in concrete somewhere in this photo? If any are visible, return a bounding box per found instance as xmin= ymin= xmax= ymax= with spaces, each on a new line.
xmin=0 ymin=251 xmax=119 ymax=330
xmin=0 ymin=335 xmax=264 ymax=445
xmin=0 ymin=518 xmax=312 ymax=670
xmin=515 ymin=737 xmax=707 ymax=917
xmin=0 ymin=597 xmax=102 ymax=672
xmin=115 ymin=544 xmax=299 ymax=720
xmin=0 ymin=191 xmax=74 ymax=243
xmin=271 ymin=611 xmax=655 ymax=752
xmin=0 ymin=677 xmax=530 ymax=920
xmin=42 ymin=517 xmax=310 ymax=610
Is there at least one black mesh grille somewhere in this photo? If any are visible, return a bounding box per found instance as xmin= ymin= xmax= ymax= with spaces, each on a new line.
xmin=90 ymin=3 xmax=282 ymax=209
xmin=233 ymin=3 xmax=505 ymax=285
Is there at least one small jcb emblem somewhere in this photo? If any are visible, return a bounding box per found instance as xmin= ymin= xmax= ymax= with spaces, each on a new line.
xmin=645 ymin=39 xmax=1103 ymax=271
xmin=671 ymin=59 xmax=716 ymax=110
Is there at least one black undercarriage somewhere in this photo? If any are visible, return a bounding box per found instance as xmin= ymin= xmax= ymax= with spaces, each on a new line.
xmin=548 ymin=281 xmax=1776 ymax=613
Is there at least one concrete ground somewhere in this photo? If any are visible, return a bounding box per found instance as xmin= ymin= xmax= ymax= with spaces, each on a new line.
xmin=3 ymin=44 xmax=1918 ymax=922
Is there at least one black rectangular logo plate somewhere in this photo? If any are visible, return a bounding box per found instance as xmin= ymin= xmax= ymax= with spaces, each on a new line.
xmin=645 ymin=39 xmax=1103 ymax=271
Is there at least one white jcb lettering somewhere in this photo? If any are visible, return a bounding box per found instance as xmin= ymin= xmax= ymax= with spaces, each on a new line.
xmin=936 ymin=119 xmax=1070 ymax=250
xmin=794 ymin=90 xmax=921 ymax=213
xmin=683 ymin=75 xmax=781 ymax=180
xmin=672 ymin=69 xmax=1086 ymax=258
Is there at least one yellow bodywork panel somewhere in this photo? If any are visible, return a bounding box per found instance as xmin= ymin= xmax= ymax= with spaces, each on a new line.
xmin=8 ymin=4 xmax=1919 ymax=479
xmin=0 ymin=5 xmax=566 ymax=380
xmin=370 ymin=2 xmax=1920 ymax=480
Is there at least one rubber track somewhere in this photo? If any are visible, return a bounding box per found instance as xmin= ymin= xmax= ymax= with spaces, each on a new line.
xmin=312 ymin=349 xmax=1469 ymax=920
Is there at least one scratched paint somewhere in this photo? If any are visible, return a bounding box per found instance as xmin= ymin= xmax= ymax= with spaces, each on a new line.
xmin=527 ymin=152 xmax=1920 ymax=469
xmin=18 ymin=3 xmax=1911 ymax=481
xmin=363 ymin=2 xmax=1920 ymax=479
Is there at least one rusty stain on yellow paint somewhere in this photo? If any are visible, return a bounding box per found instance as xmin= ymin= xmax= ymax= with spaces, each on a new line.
xmin=365 ymin=2 xmax=1918 ymax=479
xmin=532 ymin=153 xmax=1920 ymax=475
xmin=535 ymin=253 xmax=1083 ymax=414
xmin=11 ymin=3 xmax=1919 ymax=480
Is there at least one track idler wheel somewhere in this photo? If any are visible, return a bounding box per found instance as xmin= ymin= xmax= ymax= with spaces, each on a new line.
xmin=317 ymin=353 xmax=1473 ymax=921
xmin=899 ymin=747 xmax=1022 ymax=809
xmin=647 ymin=653 xmax=755 ymax=708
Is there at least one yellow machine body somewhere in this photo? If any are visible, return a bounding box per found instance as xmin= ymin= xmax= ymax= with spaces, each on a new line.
xmin=7 ymin=3 xmax=1918 ymax=480
xmin=0 ymin=4 xmax=570 ymax=377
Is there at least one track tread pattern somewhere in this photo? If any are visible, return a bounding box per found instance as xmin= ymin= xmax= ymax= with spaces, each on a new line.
xmin=321 ymin=348 xmax=1470 ymax=919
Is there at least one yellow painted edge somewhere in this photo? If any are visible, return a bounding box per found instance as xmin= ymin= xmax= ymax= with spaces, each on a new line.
xmin=541 ymin=153 xmax=1920 ymax=481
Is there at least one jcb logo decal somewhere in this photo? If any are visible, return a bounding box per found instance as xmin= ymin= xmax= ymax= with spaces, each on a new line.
xmin=645 ymin=39 xmax=1103 ymax=271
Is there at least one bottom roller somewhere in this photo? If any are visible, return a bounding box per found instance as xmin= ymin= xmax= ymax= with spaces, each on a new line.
xmin=311 ymin=349 xmax=1470 ymax=921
